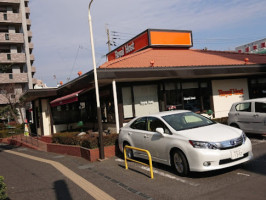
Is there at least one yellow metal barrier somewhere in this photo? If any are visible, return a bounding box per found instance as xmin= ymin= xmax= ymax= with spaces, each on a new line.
xmin=124 ymin=145 xmax=154 ymax=179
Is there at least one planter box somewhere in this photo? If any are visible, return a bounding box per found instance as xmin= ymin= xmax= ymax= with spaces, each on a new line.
xmin=47 ymin=143 xmax=116 ymax=162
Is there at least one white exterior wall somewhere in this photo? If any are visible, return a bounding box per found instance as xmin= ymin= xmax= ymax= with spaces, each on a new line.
xmin=41 ymin=99 xmax=51 ymax=136
xmin=212 ymin=79 xmax=249 ymax=118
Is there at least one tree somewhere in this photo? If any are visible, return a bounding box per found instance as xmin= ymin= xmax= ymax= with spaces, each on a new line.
xmin=0 ymin=83 xmax=24 ymax=124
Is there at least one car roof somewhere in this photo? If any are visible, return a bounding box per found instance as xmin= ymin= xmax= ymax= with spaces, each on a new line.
xmin=144 ymin=110 xmax=190 ymax=118
xmin=233 ymin=97 xmax=266 ymax=104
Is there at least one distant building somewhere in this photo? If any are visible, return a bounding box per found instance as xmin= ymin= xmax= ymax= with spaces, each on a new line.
xmin=236 ymin=38 xmax=266 ymax=54
xmin=0 ymin=0 xmax=35 ymax=121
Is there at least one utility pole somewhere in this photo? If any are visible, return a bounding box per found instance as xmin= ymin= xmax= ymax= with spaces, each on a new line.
xmin=105 ymin=24 xmax=111 ymax=52
xmin=88 ymin=0 xmax=104 ymax=159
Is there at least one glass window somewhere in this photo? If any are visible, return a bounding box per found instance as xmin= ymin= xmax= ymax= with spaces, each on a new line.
xmin=235 ymin=103 xmax=251 ymax=112
xmin=130 ymin=117 xmax=147 ymax=130
xmin=147 ymin=117 xmax=171 ymax=134
xmin=162 ymin=112 xmax=215 ymax=131
xmin=255 ymin=102 xmax=266 ymax=113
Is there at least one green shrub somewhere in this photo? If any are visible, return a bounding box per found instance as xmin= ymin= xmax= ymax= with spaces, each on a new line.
xmin=0 ymin=130 xmax=9 ymax=138
xmin=52 ymin=132 xmax=118 ymax=149
xmin=0 ymin=176 xmax=7 ymax=200
xmin=52 ymin=132 xmax=80 ymax=145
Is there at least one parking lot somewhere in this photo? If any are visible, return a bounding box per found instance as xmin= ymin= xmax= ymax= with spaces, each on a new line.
xmin=1 ymin=135 xmax=266 ymax=200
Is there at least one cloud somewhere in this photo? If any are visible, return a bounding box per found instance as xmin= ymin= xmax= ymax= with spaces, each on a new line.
xmin=30 ymin=0 xmax=266 ymax=86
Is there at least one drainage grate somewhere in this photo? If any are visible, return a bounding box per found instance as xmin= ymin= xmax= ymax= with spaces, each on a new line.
xmin=87 ymin=168 xmax=153 ymax=199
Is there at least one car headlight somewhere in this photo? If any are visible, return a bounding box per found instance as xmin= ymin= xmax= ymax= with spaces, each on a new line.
xmin=189 ymin=140 xmax=218 ymax=150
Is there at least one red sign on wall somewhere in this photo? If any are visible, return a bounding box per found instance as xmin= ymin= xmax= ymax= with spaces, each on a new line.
xmin=107 ymin=32 xmax=149 ymax=61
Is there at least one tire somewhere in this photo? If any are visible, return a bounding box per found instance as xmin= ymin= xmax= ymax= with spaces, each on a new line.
xmin=171 ymin=149 xmax=189 ymax=176
xmin=123 ymin=142 xmax=134 ymax=159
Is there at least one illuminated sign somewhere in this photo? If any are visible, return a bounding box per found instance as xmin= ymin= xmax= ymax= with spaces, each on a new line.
xmin=107 ymin=29 xmax=193 ymax=61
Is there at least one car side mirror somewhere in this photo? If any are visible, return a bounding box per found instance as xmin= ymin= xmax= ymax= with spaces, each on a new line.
xmin=156 ymin=127 xmax=165 ymax=136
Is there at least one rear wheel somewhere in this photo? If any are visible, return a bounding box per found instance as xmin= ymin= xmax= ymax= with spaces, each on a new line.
xmin=123 ymin=142 xmax=134 ymax=159
xmin=171 ymin=149 xmax=189 ymax=176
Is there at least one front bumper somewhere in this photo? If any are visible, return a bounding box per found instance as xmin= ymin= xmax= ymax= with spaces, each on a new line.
xmin=187 ymin=138 xmax=253 ymax=172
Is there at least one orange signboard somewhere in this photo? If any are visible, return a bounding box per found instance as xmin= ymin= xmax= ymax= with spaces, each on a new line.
xmin=150 ymin=31 xmax=192 ymax=46
xmin=106 ymin=29 xmax=192 ymax=61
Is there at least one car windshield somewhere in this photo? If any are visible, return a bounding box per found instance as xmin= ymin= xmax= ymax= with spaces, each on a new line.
xmin=162 ymin=112 xmax=215 ymax=131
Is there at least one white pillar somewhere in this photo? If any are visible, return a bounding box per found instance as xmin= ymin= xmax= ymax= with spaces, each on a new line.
xmin=112 ymin=80 xmax=120 ymax=133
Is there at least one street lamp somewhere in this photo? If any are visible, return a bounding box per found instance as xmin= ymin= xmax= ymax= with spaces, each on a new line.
xmin=88 ymin=0 xmax=104 ymax=159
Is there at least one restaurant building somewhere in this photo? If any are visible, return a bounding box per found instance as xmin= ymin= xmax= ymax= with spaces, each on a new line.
xmin=22 ymin=29 xmax=266 ymax=136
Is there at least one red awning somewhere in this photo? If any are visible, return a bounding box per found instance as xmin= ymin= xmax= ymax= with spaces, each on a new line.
xmin=50 ymin=90 xmax=83 ymax=107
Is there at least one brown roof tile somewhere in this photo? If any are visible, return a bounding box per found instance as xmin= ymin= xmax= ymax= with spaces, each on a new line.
xmin=99 ymin=48 xmax=266 ymax=69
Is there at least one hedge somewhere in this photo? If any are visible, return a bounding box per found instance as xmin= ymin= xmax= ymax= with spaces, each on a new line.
xmin=0 ymin=176 xmax=7 ymax=200
xmin=52 ymin=132 xmax=118 ymax=149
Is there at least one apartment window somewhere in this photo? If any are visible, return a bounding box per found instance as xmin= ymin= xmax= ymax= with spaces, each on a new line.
xmin=10 ymin=94 xmax=15 ymax=99
xmin=253 ymin=45 xmax=257 ymax=50
xmin=9 ymin=74 xmax=13 ymax=79
xmin=6 ymin=53 xmax=11 ymax=59
xmin=261 ymin=42 xmax=266 ymax=48
xmin=5 ymin=33 xmax=9 ymax=40
xmin=238 ymin=50 xmax=242 ymax=53
xmin=245 ymin=47 xmax=249 ymax=52
xmin=3 ymin=13 xmax=7 ymax=20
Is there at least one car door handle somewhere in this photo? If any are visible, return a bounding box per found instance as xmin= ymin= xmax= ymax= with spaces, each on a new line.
xmin=235 ymin=113 xmax=239 ymax=116
xmin=253 ymin=114 xmax=259 ymax=117
xmin=144 ymin=135 xmax=149 ymax=138
xmin=128 ymin=132 xmax=132 ymax=136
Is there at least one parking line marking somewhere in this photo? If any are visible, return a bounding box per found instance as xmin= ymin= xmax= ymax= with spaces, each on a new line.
xmin=237 ymin=172 xmax=250 ymax=177
xmin=116 ymin=158 xmax=199 ymax=186
xmin=4 ymin=150 xmax=115 ymax=200
xmin=140 ymin=166 xmax=199 ymax=186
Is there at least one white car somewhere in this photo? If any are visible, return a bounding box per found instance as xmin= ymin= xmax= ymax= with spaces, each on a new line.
xmin=228 ymin=98 xmax=266 ymax=134
xmin=119 ymin=110 xmax=253 ymax=176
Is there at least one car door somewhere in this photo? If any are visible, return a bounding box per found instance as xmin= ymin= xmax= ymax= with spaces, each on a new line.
xmin=143 ymin=117 xmax=171 ymax=162
xmin=253 ymin=102 xmax=266 ymax=134
xmin=234 ymin=102 xmax=254 ymax=132
xmin=128 ymin=117 xmax=147 ymax=151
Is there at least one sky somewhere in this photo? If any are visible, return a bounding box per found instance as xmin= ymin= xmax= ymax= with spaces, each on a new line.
xmin=29 ymin=0 xmax=266 ymax=87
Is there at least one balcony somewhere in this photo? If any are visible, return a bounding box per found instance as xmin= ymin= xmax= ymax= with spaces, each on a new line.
xmin=0 ymin=0 xmax=20 ymax=4
xmin=27 ymin=30 xmax=32 ymax=37
xmin=0 ymin=73 xmax=28 ymax=84
xmin=0 ymin=53 xmax=26 ymax=64
xmin=26 ymin=19 xmax=31 ymax=25
xmin=0 ymin=13 xmax=22 ymax=24
xmin=0 ymin=33 xmax=24 ymax=44
xmin=30 ymin=54 xmax=34 ymax=61
xmin=31 ymin=66 xmax=36 ymax=73
xmin=28 ymin=42 xmax=34 ymax=49
xmin=25 ymin=7 xmax=30 ymax=14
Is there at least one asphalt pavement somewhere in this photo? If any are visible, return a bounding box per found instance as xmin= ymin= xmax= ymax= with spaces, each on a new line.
xmin=0 ymin=135 xmax=266 ymax=200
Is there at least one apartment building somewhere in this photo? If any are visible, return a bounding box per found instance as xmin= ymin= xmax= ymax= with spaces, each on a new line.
xmin=236 ymin=38 xmax=266 ymax=54
xmin=0 ymin=0 xmax=35 ymax=117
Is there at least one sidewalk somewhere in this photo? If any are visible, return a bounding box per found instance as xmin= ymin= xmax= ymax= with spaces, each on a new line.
xmin=2 ymin=134 xmax=117 ymax=162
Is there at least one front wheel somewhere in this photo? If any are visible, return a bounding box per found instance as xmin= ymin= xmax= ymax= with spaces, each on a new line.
xmin=123 ymin=143 xmax=134 ymax=159
xmin=171 ymin=150 xmax=189 ymax=176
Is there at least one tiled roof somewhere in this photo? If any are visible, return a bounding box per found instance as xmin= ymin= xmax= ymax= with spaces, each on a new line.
xmin=99 ymin=48 xmax=266 ymax=69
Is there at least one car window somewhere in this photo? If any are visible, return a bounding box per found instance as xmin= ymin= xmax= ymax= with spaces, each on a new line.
xmin=130 ymin=117 xmax=147 ymax=130
xmin=147 ymin=117 xmax=171 ymax=134
xmin=235 ymin=102 xmax=251 ymax=112
xmin=162 ymin=112 xmax=215 ymax=131
xmin=255 ymin=102 xmax=266 ymax=113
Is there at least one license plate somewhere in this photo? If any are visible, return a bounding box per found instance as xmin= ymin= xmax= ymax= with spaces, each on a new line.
xmin=231 ymin=149 xmax=243 ymax=160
